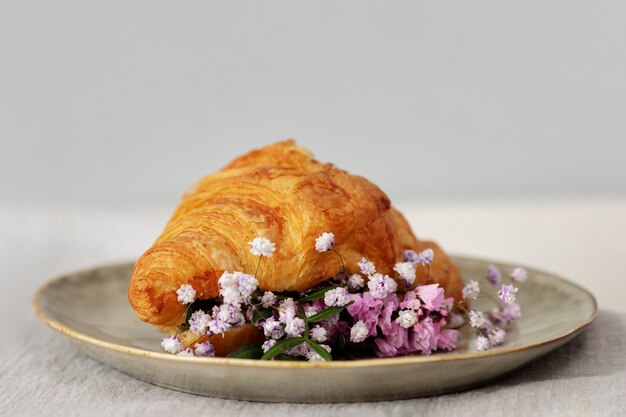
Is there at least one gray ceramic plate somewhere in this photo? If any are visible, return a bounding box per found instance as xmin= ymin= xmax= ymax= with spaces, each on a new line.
xmin=33 ymin=256 xmax=596 ymax=403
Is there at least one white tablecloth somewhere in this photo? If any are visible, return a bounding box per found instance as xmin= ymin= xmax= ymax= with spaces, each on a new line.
xmin=1 ymin=202 xmax=625 ymax=416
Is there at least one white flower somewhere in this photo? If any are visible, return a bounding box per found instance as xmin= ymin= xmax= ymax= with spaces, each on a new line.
xmin=488 ymin=327 xmax=506 ymax=346
xmin=262 ymin=317 xmax=285 ymax=340
xmin=509 ymin=267 xmax=528 ymax=283
xmin=284 ymin=317 xmax=305 ymax=337
xmin=357 ymin=257 xmax=376 ymax=276
xmin=468 ymin=310 xmax=486 ymax=328
xmin=236 ymin=272 xmax=258 ymax=300
xmin=278 ymin=298 xmax=297 ymax=322
xmin=394 ymin=262 xmax=416 ymax=286
xmin=248 ymin=237 xmax=276 ymax=257
xmin=498 ymin=284 xmax=518 ymax=304
xmin=176 ymin=284 xmax=196 ymax=305
xmin=418 ymin=248 xmax=435 ymax=265
xmin=194 ymin=341 xmax=215 ymax=357
xmin=462 ymin=280 xmax=480 ymax=300
xmin=347 ymin=273 xmax=365 ymax=290
xmin=395 ymin=309 xmax=418 ymax=328
xmin=177 ymin=348 xmax=195 ymax=356
xmin=350 ymin=320 xmax=369 ymax=343
xmin=310 ymin=326 xmax=328 ymax=343
xmin=189 ymin=310 xmax=211 ymax=335
xmin=324 ymin=287 xmax=350 ymax=307
xmin=475 ymin=335 xmax=490 ymax=351
xmin=306 ymin=344 xmax=331 ymax=362
xmin=315 ymin=232 xmax=335 ymax=252
xmin=217 ymin=303 xmax=245 ymax=327
xmin=208 ymin=317 xmax=229 ymax=335
xmin=367 ymin=273 xmax=398 ymax=299
xmin=262 ymin=339 xmax=276 ymax=353
xmin=161 ymin=336 xmax=184 ymax=354
xmin=218 ymin=271 xmax=236 ymax=288
xmin=261 ymin=291 xmax=277 ymax=308
xmin=220 ymin=285 xmax=243 ymax=307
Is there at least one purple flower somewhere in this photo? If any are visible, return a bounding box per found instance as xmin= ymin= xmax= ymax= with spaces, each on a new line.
xmin=260 ymin=291 xmax=277 ymax=308
xmin=208 ymin=317 xmax=229 ymax=335
xmin=437 ymin=329 xmax=458 ymax=351
xmin=488 ymin=327 xmax=506 ymax=346
xmin=161 ymin=336 xmax=184 ymax=354
xmin=416 ymin=284 xmax=451 ymax=310
xmin=315 ymin=232 xmax=335 ymax=252
xmin=177 ymin=348 xmax=195 ymax=357
xmin=262 ymin=317 xmax=285 ymax=340
xmin=217 ymin=303 xmax=245 ymax=327
xmin=399 ymin=290 xmax=421 ymax=310
xmin=490 ymin=303 xmax=522 ymax=326
xmin=418 ymin=248 xmax=435 ymax=266
xmin=193 ymin=341 xmax=215 ymax=357
xmin=262 ymin=339 xmax=276 ymax=353
xmin=510 ymin=267 xmax=528 ymax=283
xmin=462 ymin=280 xmax=480 ymax=300
xmin=468 ymin=310 xmax=486 ymax=328
xmin=402 ymin=249 xmax=420 ymax=264
xmin=324 ymin=287 xmax=350 ymax=307
xmin=306 ymin=344 xmax=331 ymax=362
xmin=347 ymin=292 xmax=384 ymax=337
xmin=357 ymin=257 xmax=376 ymax=276
xmin=394 ymin=262 xmax=416 ymax=286
xmin=176 ymin=284 xmax=196 ymax=305
xmin=410 ymin=316 xmax=440 ymax=355
xmin=375 ymin=337 xmax=399 ymax=358
xmin=498 ymin=284 xmax=518 ymax=304
xmin=189 ymin=310 xmax=211 ymax=335
xmin=235 ymin=272 xmax=258 ymax=301
xmin=310 ymin=325 xmax=328 ymax=343
xmin=367 ymin=273 xmax=398 ymax=300
xmin=285 ymin=317 xmax=305 ymax=337
xmin=278 ymin=298 xmax=297 ymax=322
xmin=486 ymin=264 xmax=502 ymax=286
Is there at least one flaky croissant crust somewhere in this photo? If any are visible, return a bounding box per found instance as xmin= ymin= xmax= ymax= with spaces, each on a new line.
xmin=128 ymin=140 xmax=463 ymax=329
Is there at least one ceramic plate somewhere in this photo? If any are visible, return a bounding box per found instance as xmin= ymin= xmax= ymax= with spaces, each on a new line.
xmin=33 ymin=256 xmax=596 ymax=403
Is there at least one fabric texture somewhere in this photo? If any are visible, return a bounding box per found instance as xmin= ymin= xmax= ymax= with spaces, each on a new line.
xmin=1 ymin=207 xmax=625 ymax=416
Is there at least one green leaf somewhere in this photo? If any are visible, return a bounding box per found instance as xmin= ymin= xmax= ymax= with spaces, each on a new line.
xmin=299 ymin=286 xmax=339 ymax=302
xmin=226 ymin=343 xmax=264 ymax=359
xmin=306 ymin=301 xmax=353 ymax=323
xmin=305 ymin=339 xmax=333 ymax=361
xmin=261 ymin=337 xmax=305 ymax=360
xmin=251 ymin=308 xmax=273 ymax=324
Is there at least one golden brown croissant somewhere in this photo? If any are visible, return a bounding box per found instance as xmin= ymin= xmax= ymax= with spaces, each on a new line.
xmin=128 ymin=140 xmax=463 ymax=339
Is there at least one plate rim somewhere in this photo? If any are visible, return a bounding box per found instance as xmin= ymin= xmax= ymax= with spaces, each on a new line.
xmin=32 ymin=255 xmax=598 ymax=369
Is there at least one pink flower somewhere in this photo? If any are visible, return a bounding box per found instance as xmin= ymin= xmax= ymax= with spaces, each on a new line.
xmin=410 ymin=316 xmax=440 ymax=355
xmin=399 ymin=290 xmax=421 ymax=310
xmin=374 ymin=337 xmax=399 ymax=358
xmin=437 ymin=329 xmax=458 ymax=351
xmin=347 ymin=292 xmax=384 ymax=337
xmin=416 ymin=284 xmax=452 ymax=310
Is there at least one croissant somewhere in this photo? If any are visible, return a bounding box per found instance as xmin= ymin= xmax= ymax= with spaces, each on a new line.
xmin=128 ymin=140 xmax=463 ymax=351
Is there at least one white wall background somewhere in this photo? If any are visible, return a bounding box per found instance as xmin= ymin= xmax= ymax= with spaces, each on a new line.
xmin=1 ymin=1 xmax=625 ymax=207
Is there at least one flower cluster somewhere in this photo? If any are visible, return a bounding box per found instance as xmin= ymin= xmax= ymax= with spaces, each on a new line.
xmin=460 ymin=263 xmax=525 ymax=351
xmin=161 ymin=235 xmax=526 ymax=360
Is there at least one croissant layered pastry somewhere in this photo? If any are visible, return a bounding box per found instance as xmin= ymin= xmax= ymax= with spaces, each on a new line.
xmin=128 ymin=140 xmax=463 ymax=354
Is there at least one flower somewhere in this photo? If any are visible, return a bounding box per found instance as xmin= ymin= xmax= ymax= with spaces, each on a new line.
xmin=176 ymin=284 xmax=196 ymax=305
xmin=367 ymin=273 xmax=398 ymax=299
xmin=260 ymin=291 xmax=277 ymax=308
xmin=216 ymin=303 xmax=245 ymax=327
xmin=402 ymin=249 xmax=420 ymax=264
xmin=437 ymin=329 xmax=459 ymax=351
xmin=278 ymin=298 xmax=296 ymax=322
xmin=220 ymin=285 xmax=243 ymax=307
xmin=475 ymin=335 xmax=490 ymax=351
xmin=462 ymin=280 xmax=480 ymax=300
xmin=161 ymin=336 xmax=184 ymax=354
xmin=177 ymin=348 xmax=195 ymax=356
xmin=357 ymin=257 xmax=376 ymax=276
xmin=410 ymin=317 xmax=440 ymax=355
xmin=262 ymin=339 xmax=276 ymax=353
xmin=347 ymin=292 xmax=384 ymax=336
xmin=418 ymin=248 xmax=434 ymax=265
xmin=510 ymin=267 xmax=528 ymax=283
xmin=375 ymin=337 xmax=399 ymax=357
xmin=189 ymin=310 xmax=211 ymax=335
xmin=498 ymin=284 xmax=518 ymax=304
xmin=486 ymin=264 xmax=502 ymax=286
xmin=488 ymin=327 xmax=506 ymax=346
xmin=490 ymin=303 xmax=522 ymax=326
xmin=468 ymin=310 xmax=486 ymax=328
xmin=208 ymin=317 xmax=229 ymax=335
xmin=447 ymin=313 xmax=464 ymax=328
xmin=324 ymin=287 xmax=350 ymax=307
xmin=304 ymin=304 xmax=320 ymax=317
xmin=236 ymin=272 xmax=258 ymax=301
xmin=350 ymin=320 xmax=369 ymax=343
xmin=395 ymin=309 xmax=418 ymax=328
xmin=315 ymin=232 xmax=335 ymax=252
xmin=347 ymin=273 xmax=365 ymax=290
xmin=306 ymin=344 xmax=331 ymax=362
xmin=284 ymin=317 xmax=306 ymax=337
xmin=394 ymin=262 xmax=416 ymax=286
xmin=194 ymin=341 xmax=215 ymax=357
xmin=262 ymin=317 xmax=285 ymax=340
xmin=248 ymin=237 xmax=276 ymax=257
xmin=310 ymin=326 xmax=328 ymax=343
xmin=417 ymin=284 xmax=451 ymax=310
